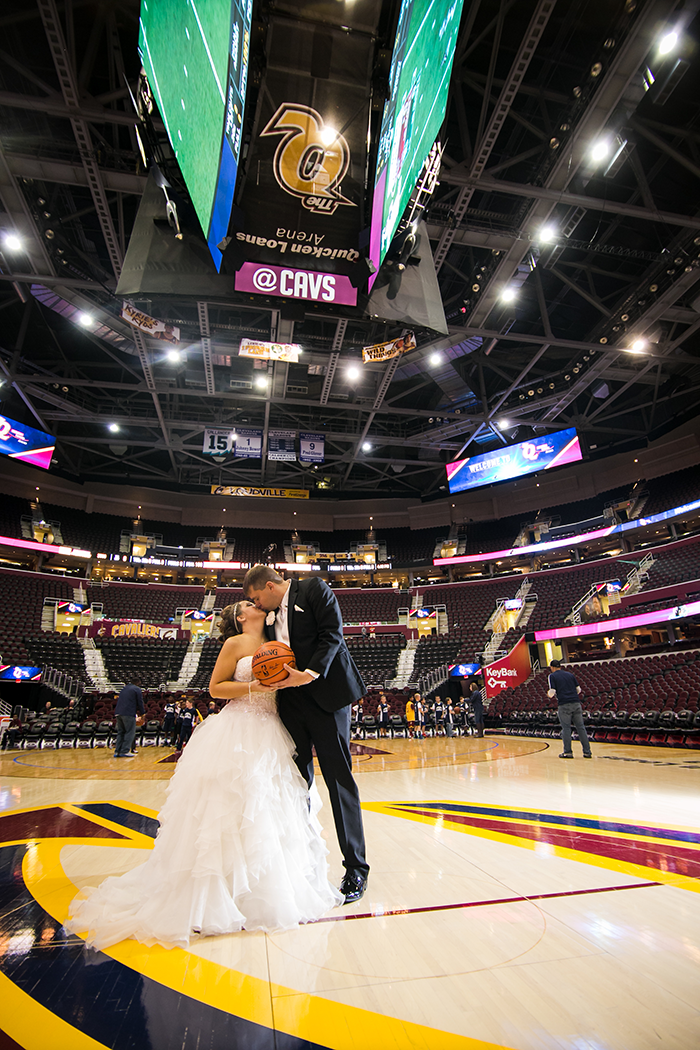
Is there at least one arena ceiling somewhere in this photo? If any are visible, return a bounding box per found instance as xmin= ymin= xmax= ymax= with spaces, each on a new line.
xmin=1 ymin=0 xmax=700 ymax=502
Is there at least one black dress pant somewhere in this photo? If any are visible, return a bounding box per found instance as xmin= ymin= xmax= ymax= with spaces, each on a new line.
xmin=277 ymin=691 xmax=368 ymax=875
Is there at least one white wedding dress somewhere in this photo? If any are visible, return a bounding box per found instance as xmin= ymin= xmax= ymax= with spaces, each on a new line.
xmin=65 ymin=657 xmax=343 ymax=950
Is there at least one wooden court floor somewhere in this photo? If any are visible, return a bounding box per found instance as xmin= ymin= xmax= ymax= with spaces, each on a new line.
xmin=1 ymin=734 xmax=699 ymax=1050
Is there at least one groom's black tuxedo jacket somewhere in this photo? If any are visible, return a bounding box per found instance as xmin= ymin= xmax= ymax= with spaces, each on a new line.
xmin=266 ymin=576 xmax=364 ymax=713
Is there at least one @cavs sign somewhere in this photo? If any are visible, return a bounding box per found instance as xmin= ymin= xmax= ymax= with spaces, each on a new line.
xmin=235 ymin=263 xmax=357 ymax=306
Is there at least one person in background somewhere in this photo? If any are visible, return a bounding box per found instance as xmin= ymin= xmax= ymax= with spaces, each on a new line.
xmin=434 ymin=695 xmax=445 ymax=736
xmin=467 ymin=680 xmax=485 ymax=738
xmin=172 ymin=700 xmax=185 ymax=746
xmin=445 ymin=699 xmax=454 ymax=738
xmin=547 ymin=659 xmax=592 ymax=759
xmin=2 ymin=713 xmax=23 ymax=750
xmin=178 ymin=699 xmax=201 ymax=750
xmin=114 ymin=676 xmax=144 ymax=758
xmin=377 ymin=693 xmax=389 ymax=737
xmin=205 ymin=700 xmax=218 ymax=717
xmin=415 ymin=693 xmax=425 ymax=738
xmin=405 ymin=695 xmax=416 ymax=737
xmin=162 ymin=697 xmax=177 ymax=742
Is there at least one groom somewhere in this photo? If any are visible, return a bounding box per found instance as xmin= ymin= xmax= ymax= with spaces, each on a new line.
xmin=242 ymin=564 xmax=369 ymax=903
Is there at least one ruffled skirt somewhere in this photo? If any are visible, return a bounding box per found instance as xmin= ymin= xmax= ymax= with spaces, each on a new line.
xmin=65 ymin=698 xmax=343 ymax=949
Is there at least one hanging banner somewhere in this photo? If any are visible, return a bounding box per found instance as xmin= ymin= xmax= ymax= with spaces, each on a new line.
xmin=268 ymin=430 xmax=297 ymax=461
xmin=238 ymin=338 xmax=301 ymax=363
xmin=212 ymin=485 xmax=309 ymax=499
xmin=362 ymin=331 xmax=416 ymax=363
xmin=203 ymin=428 xmax=237 ymax=455
xmin=121 ymin=302 xmax=180 ymax=343
xmin=234 ymin=263 xmax=357 ymax=306
xmin=300 ymin=432 xmax=324 ymax=463
xmin=232 ymin=19 xmax=372 ymax=280
xmin=483 ymin=636 xmax=532 ymax=698
xmin=233 ymin=427 xmax=263 ymax=459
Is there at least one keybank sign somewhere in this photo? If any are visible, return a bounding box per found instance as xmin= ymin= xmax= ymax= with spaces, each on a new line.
xmin=235 ymin=263 xmax=357 ymax=306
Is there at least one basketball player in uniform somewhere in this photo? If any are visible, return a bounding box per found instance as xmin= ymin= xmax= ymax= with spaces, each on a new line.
xmin=243 ymin=565 xmax=369 ymax=903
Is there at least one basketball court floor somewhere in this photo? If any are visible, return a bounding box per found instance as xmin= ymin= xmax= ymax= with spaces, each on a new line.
xmin=1 ymin=734 xmax=699 ymax=1049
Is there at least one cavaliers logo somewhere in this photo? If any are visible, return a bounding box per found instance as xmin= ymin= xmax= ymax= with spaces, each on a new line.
xmin=261 ymin=104 xmax=355 ymax=215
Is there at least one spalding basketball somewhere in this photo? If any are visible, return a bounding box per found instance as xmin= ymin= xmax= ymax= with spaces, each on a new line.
xmin=252 ymin=641 xmax=296 ymax=684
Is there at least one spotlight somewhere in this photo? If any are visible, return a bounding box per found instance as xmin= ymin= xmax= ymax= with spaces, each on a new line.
xmin=501 ymin=287 xmax=517 ymax=303
xmin=347 ymin=366 xmax=360 ymax=381
xmin=108 ymin=423 xmax=120 ymax=433
xmin=320 ymin=126 xmax=338 ymax=147
xmin=498 ymin=419 xmax=509 ymax=429
xmin=429 ymin=352 xmax=442 ymax=366
xmin=77 ymin=313 xmax=93 ymax=327
xmin=658 ymin=29 xmax=678 ymax=55
xmin=166 ymin=349 xmax=182 ymax=363
xmin=590 ymin=138 xmax=612 ymax=163
xmin=629 ymin=338 xmax=646 ymax=353
xmin=538 ymin=225 xmax=557 ymax=243
xmin=3 ymin=233 xmax=22 ymax=252
xmin=362 ymin=442 xmax=372 ymax=452
xmin=255 ymin=376 xmax=268 ymax=389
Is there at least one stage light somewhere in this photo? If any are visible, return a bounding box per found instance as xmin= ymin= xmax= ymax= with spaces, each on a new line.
xmin=429 ymin=352 xmax=442 ymax=365
xmin=538 ymin=225 xmax=557 ymax=243
xmin=501 ymin=287 xmax=517 ymax=303
xmin=166 ymin=349 xmax=182 ymax=363
xmin=320 ymin=126 xmax=338 ymax=146
xmin=77 ymin=313 xmax=93 ymax=327
xmin=108 ymin=423 xmax=120 ymax=433
xmin=629 ymin=338 xmax=647 ymax=353
xmin=3 ymin=233 xmax=22 ymax=252
xmin=658 ymin=30 xmax=678 ymax=55
xmin=362 ymin=441 xmax=372 ymax=452
xmin=255 ymin=376 xmax=268 ymax=389
xmin=499 ymin=419 xmax=510 ymax=429
xmin=347 ymin=366 xmax=360 ymax=381
xmin=590 ymin=138 xmax=612 ymax=163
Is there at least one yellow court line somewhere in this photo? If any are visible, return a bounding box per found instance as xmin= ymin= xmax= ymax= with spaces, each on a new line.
xmin=0 ymin=971 xmax=110 ymax=1050
xmin=23 ymin=838 xmax=517 ymax=1050
xmin=365 ymin=805 xmax=700 ymax=894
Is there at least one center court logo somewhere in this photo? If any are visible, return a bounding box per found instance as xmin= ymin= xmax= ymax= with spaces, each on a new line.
xmin=235 ymin=262 xmax=358 ymax=306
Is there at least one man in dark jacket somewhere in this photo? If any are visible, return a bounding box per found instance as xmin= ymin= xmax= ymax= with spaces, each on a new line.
xmin=547 ymin=660 xmax=592 ymax=759
xmin=114 ymin=676 xmax=144 ymax=758
xmin=243 ymin=564 xmax=368 ymax=903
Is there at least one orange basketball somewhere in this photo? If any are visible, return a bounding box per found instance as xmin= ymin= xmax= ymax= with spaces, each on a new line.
xmin=252 ymin=641 xmax=296 ymax=684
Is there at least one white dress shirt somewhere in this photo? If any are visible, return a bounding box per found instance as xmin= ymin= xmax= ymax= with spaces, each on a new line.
xmin=274 ymin=581 xmax=292 ymax=647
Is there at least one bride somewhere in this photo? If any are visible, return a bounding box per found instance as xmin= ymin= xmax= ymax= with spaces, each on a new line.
xmin=65 ymin=600 xmax=343 ymax=950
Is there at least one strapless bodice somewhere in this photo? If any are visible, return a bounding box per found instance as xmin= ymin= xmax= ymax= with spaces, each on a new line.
xmin=231 ymin=656 xmax=277 ymax=714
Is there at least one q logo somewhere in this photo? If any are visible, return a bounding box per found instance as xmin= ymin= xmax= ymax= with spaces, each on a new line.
xmin=261 ymin=104 xmax=355 ymax=214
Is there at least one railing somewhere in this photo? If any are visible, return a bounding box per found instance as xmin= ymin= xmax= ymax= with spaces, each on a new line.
xmin=42 ymin=668 xmax=84 ymax=699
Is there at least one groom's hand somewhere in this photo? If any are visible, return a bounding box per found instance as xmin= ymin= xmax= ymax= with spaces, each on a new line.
xmin=275 ymin=664 xmax=315 ymax=689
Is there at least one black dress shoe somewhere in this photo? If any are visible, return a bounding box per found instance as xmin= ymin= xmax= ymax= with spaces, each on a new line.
xmin=340 ymin=870 xmax=368 ymax=904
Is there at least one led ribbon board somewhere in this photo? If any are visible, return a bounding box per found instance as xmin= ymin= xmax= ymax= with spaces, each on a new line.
xmin=138 ymin=0 xmax=252 ymax=270
xmin=369 ymin=0 xmax=465 ymax=280
xmin=446 ymin=427 xmax=583 ymax=495
xmin=0 ymin=414 xmax=55 ymax=470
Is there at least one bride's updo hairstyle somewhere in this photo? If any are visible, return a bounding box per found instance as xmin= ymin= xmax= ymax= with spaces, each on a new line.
xmin=219 ymin=602 xmax=248 ymax=640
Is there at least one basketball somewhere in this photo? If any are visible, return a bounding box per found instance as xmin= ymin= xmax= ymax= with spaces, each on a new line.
xmin=251 ymin=641 xmax=296 ymax=684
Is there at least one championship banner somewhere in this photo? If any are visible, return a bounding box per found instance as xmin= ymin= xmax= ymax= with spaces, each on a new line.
xmin=121 ymin=302 xmax=180 ymax=343
xmin=212 ymin=485 xmax=309 ymax=499
xmin=232 ymin=19 xmax=373 ymax=280
xmin=300 ymin=432 xmax=324 ymax=463
xmin=233 ymin=427 xmax=263 ymax=459
xmin=239 ymin=338 xmax=301 ymax=363
xmin=483 ymin=636 xmax=532 ymax=698
xmin=268 ymin=430 xmax=296 ymax=461
xmin=362 ymin=331 xmax=416 ymax=363
xmin=203 ymin=428 xmax=236 ymax=456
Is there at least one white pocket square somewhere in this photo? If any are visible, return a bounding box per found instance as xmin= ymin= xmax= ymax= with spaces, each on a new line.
xmin=294 ymin=604 xmax=304 ymax=612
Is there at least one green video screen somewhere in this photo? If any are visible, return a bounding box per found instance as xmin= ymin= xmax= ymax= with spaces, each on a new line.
xmin=138 ymin=0 xmax=251 ymax=268
xmin=369 ymin=0 xmax=464 ymax=276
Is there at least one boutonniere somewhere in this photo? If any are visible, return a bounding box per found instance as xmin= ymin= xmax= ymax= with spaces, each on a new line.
xmin=265 ymin=611 xmax=276 ymax=626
